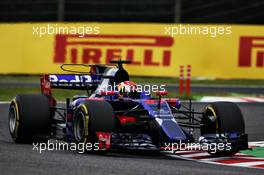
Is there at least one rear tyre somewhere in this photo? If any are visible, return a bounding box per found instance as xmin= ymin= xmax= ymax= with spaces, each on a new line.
xmin=8 ymin=94 xmax=51 ymax=143
xmin=73 ymin=100 xmax=115 ymax=152
xmin=201 ymin=102 xmax=245 ymax=156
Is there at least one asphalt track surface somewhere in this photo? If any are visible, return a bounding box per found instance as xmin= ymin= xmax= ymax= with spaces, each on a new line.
xmin=0 ymin=103 xmax=264 ymax=175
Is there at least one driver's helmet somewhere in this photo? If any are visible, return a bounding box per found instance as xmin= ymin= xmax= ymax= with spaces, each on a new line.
xmin=117 ymin=81 xmax=139 ymax=98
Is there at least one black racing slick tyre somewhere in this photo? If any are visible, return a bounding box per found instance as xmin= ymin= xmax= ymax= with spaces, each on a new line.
xmin=201 ymin=102 xmax=245 ymax=134
xmin=8 ymin=94 xmax=51 ymax=143
xmin=73 ymin=100 xmax=115 ymax=151
xmin=201 ymin=102 xmax=246 ymax=156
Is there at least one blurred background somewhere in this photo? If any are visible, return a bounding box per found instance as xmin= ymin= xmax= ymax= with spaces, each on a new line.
xmin=0 ymin=0 xmax=264 ymax=23
xmin=0 ymin=0 xmax=263 ymax=101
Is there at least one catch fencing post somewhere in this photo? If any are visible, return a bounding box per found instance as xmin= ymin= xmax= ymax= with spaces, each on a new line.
xmin=179 ymin=65 xmax=184 ymax=96
xmin=186 ymin=65 xmax=191 ymax=97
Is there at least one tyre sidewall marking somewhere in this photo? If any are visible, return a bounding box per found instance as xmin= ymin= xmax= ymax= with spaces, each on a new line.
xmin=205 ymin=106 xmax=219 ymax=130
xmin=80 ymin=104 xmax=89 ymax=143
xmin=11 ymin=98 xmax=20 ymax=139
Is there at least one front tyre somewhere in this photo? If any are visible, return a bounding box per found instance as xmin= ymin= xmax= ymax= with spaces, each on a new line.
xmin=8 ymin=94 xmax=51 ymax=143
xmin=201 ymin=102 xmax=247 ymax=156
xmin=73 ymin=100 xmax=116 ymax=152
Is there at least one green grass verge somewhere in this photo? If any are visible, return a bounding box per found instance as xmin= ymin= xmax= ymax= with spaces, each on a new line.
xmin=0 ymin=75 xmax=40 ymax=82
xmin=0 ymin=87 xmax=248 ymax=102
xmin=0 ymin=75 xmax=263 ymax=101
xmin=0 ymin=88 xmax=86 ymax=101
xmin=132 ymin=77 xmax=264 ymax=86
xmin=241 ymin=147 xmax=264 ymax=158
xmin=0 ymin=75 xmax=264 ymax=86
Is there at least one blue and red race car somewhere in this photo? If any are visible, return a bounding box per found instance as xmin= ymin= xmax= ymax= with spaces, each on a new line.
xmin=8 ymin=60 xmax=248 ymax=156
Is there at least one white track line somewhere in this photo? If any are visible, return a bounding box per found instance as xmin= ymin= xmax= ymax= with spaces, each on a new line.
xmin=166 ymin=153 xmax=264 ymax=170
xmin=180 ymin=152 xmax=209 ymax=158
xmin=165 ymin=141 xmax=264 ymax=170
xmin=200 ymin=96 xmax=264 ymax=103
xmin=0 ymin=101 xmax=9 ymax=104
xmin=248 ymin=141 xmax=264 ymax=147
xmin=0 ymin=101 xmax=65 ymax=104
xmin=201 ymin=157 xmax=232 ymax=161
xmin=231 ymin=161 xmax=264 ymax=167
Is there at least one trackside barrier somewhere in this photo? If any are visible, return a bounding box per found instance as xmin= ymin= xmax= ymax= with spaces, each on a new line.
xmin=0 ymin=23 xmax=264 ymax=79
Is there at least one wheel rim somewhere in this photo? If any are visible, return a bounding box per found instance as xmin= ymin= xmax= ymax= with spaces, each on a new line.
xmin=74 ymin=111 xmax=86 ymax=141
xmin=9 ymin=105 xmax=17 ymax=134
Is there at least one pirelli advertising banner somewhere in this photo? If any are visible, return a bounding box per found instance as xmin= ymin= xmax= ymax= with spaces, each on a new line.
xmin=0 ymin=23 xmax=263 ymax=79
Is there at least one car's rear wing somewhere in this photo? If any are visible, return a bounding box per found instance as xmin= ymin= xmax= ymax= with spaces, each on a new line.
xmin=40 ymin=74 xmax=103 ymax=97
xmin=48 ymin=74 xmax=101 ymax=90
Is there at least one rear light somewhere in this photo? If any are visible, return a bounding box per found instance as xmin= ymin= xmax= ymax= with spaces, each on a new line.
xmin=118 ymin=115 xmax=136 ymax=124
xmin=166 ymin=98 xmax=181 ymax=109
xmin=156 ymin=91 xmax=168 ymax=96
xmin=41 ymin=75 xmax=51 ymax=96
xmin=40 ymin=75 xmax=56 ymax=106
xmin=100 ymin=90 xmax=116 ymax=96
xmin=90 ymin=66 xmax=97 ymax=74
xmin=145 ymin=99 xmax=157 ymax=105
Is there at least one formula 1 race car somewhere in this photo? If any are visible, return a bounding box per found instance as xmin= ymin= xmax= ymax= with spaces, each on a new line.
xmin=8 ymin=60 xmax=248 ymax=156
